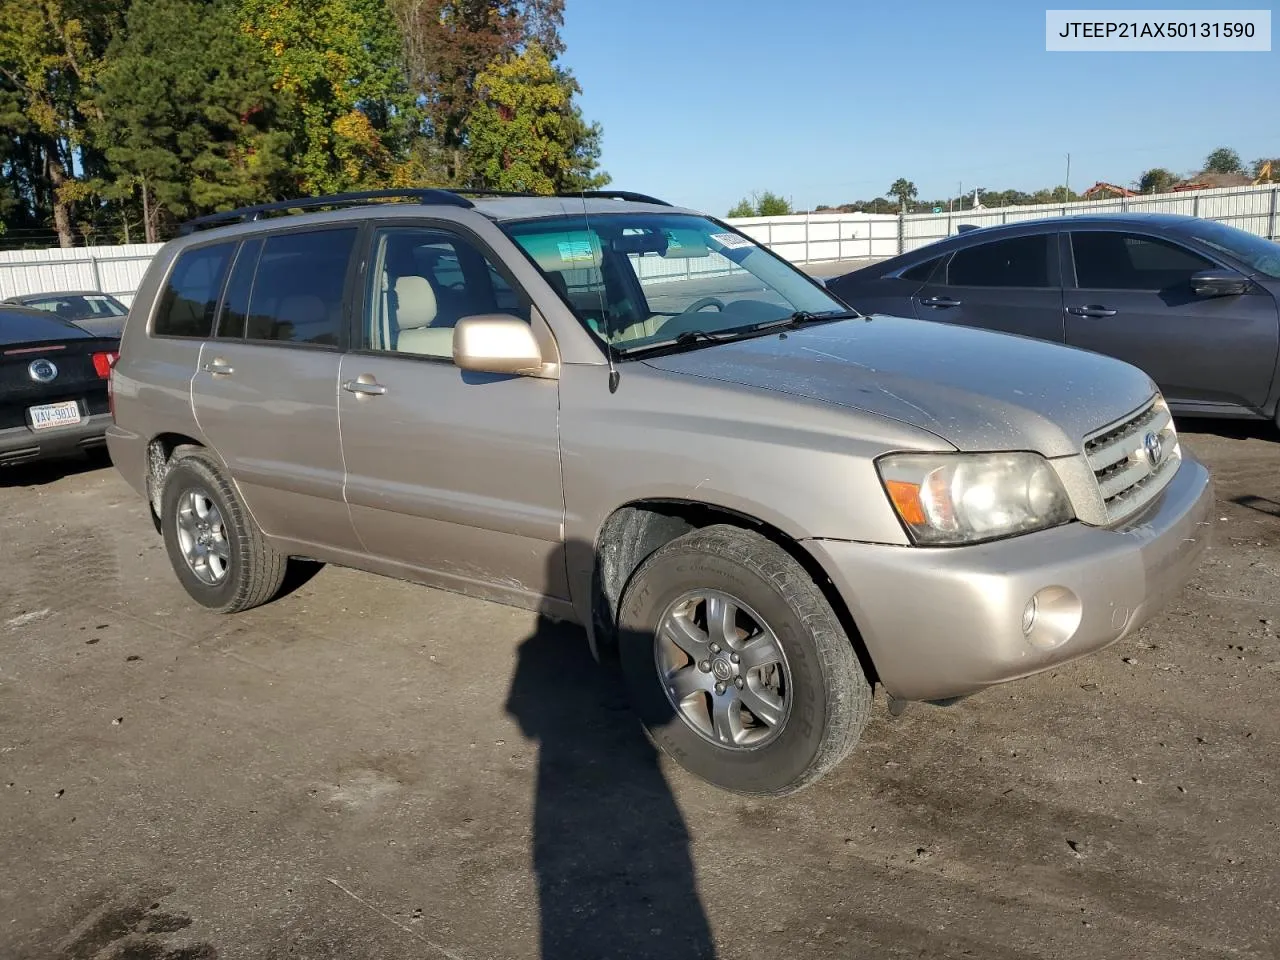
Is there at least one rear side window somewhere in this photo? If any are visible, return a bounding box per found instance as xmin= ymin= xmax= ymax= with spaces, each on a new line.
xmin=946 ymin=235 xmax=1052 ymax=288
xmin=244 ymin=228 xmax=357 ymax=346
xmin=1071 ymin=232 xmax=1214 ymax=290
xmin=901 ymin=256 xmax=943 ymax=282
xmin=215 ymin=238 xmax=264 ymax=339
xmin=152 ymin=242 xmax=235 ymax=338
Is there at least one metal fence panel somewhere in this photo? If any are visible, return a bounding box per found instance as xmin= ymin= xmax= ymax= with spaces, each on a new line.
xmin=1 ymin=185 xmax=1276 ymax=303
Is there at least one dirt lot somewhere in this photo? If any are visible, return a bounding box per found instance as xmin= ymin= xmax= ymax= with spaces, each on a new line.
xmin=2 ymin=422 xmax=1278 ymax=960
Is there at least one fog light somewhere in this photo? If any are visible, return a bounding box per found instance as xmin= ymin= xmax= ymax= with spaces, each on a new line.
xmin=1021 ymin=597 xmax=1038 ymax=636
xmin=1021 ymin=586 xmax=1083 ymax=650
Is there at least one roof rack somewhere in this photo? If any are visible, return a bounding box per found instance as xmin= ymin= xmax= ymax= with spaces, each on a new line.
xmin=177 ymin=189 xmax=474 ymax=235
xmin=177 ymin=187 xmax=672 ymax=236
xmin=459 ymin=189 xmax=672 ymax=206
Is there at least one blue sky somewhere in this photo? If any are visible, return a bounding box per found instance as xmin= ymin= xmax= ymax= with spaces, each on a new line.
xmin=560 ymin=0 xmax=1279 ymax=214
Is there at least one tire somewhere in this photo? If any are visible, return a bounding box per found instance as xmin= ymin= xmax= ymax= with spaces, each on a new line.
xmin=160 ymin=449 xmax=287 ymax=613
xmin=617 ymin=524 xmax=871 ymax=796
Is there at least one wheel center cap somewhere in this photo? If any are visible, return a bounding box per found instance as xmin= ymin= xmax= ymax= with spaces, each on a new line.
xmin=711 ymin=658 xmax=733 ymax=681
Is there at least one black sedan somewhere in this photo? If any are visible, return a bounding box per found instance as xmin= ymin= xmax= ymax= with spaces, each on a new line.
xmin=1 ymin=306 xmax=119 ymax=467
xmin=3 ymin=290 xmax=128 ymax=338
xmin=827 ymin=214 xmax=1280 ymax=424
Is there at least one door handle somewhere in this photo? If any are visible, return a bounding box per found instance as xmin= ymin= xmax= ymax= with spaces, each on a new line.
xmin=1067 ymin=305 xmax=1118 ymax=318
xmin=342 ymin=377 xmax=386 ymax=397
xmin=918 ymin=296 xmax=962 ymax=308
xmin=202 ymin=358 xmax=234 ymax=376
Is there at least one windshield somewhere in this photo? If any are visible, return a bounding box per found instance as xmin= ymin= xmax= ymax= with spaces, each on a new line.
xmin=1188 ymin=221 xmax=1280 ymax=279
xmin=502 ymin=213 xmax=850 ymax=354
xmin=25 ymin=294 xmax=127 ymax=320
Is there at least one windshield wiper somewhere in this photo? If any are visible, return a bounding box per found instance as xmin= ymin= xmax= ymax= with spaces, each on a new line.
xmin=621 ymin=310 xmax=861 ymax=359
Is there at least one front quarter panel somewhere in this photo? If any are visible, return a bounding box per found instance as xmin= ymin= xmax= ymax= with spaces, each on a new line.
xmin=558 ymin=361 xmax=954 ymax=621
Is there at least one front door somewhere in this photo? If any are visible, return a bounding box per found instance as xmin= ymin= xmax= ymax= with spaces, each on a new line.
xmin=1064 ymin=229 xmax=1280 ymax=412
xmin=912 ymin=231 xmax=1065 ymax=342
xmin=191 ymin=227 xmax=362 ymax=552
xmin=338 ymin=223 xmax=567 ymax=603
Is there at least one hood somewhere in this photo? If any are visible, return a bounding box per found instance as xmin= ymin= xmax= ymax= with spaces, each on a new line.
xmin=641 ymin=314 xmax=1156 ymax=457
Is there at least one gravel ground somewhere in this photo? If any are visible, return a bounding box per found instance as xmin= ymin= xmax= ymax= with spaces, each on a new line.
xmin=1 ymin=420 xmax=1277 ymax=960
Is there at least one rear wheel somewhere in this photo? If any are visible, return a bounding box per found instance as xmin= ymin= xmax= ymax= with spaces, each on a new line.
xmin=160 ymin=450 xmax=287 ymax=613
xmin=617 ymin=524 xmax=871 ymax=796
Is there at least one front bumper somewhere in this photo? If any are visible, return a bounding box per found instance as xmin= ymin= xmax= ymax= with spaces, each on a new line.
xmin=0 ymin=414 xmax=112 ymax=467
xmin=805 ymin=456 xmax=1214 ymax=702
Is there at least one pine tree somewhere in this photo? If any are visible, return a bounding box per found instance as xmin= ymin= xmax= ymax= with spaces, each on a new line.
xmin=94 ymin=0 xmax=293 ymax=240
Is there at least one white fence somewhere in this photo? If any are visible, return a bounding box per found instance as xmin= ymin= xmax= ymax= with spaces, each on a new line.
xmin=1 ymin=183 xmax=1277 ymax=304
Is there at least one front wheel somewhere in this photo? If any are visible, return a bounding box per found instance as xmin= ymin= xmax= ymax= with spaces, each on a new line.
xmin=617 ymin=525 xmax=871 ymax=796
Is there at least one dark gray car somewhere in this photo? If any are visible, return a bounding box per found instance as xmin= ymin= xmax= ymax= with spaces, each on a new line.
xmin=828 ymin=214 xmax=1280 ymax=423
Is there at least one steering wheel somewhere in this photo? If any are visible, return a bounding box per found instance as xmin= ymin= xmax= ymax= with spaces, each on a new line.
xmin=679 ymin=297 xmax=726 ymax=315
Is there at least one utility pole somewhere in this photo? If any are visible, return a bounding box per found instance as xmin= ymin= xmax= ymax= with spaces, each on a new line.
xmin=1064 ymin=153 xmax=1071 ymax=200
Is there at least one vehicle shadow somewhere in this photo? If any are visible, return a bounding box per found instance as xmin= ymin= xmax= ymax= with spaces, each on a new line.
xmin=0 ymin=449 xmax=113 ymax=488
xmin=505 ymin=589 xmax=717 ymax=959
xmin=1231 ymin=494 xmax=1280 ymax=519
xmin=1175 ymin=416 xmax=1274 ymax=442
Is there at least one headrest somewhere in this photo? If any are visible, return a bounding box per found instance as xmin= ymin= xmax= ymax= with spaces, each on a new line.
xmin=394 ymin=276 xmax=438 ymax=331
xmin=518 ymin=231 xmax=603 ymax=272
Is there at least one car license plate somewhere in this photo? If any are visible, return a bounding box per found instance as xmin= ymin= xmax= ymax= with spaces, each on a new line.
xmin=29 ymin=401 xmax=82 ymax=431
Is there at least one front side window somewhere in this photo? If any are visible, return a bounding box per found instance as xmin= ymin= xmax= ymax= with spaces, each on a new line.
xmin=502 ymin=213 xmax=848 ymax=354
xmin=1072 ymin=232 xmax=1213 ymax=291
xmin=362 ymin=227 xmax=532 ymax=358
xmin=152 ymin=242 xmax=235 ymax=338
xmin=946 ymin=235 xmax=1052 ymax=288
xmin=244 ymin=228 xmax=357 ymax=346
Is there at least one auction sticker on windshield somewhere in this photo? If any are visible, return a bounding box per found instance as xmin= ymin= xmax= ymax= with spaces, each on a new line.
xmin=710 ymin=233 xmax=755 ymax=250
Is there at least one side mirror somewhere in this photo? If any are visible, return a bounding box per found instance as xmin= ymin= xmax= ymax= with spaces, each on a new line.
xmin=452 ymin=314 xmax=547 ymax=376
xmin=1191 ymin=268 xmax=1249 ymax=298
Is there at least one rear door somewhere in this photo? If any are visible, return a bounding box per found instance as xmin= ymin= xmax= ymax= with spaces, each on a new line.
xmin=911 ymin=231 xmax=1065 ymax=342
xmin=190 ymin=226 xmax=363 ymax=552
xmin=1063 ymin=229 xmax=1280 ymax=411
xmin=337 ymin=222 xmax=567 ymax=602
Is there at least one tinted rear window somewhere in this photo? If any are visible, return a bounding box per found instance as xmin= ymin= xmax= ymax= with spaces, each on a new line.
xmin=152 ymin=243 xmax=235 ymax=338
xmin=244 ymin=229 xmax=357 ymax=346
xmin=947 ymin=235 xmax=1052 ymax=288
xmin=215 ymin=238 xmax=264 ymax=339
xmin=902 ymin=256 xmax=943 ymax=282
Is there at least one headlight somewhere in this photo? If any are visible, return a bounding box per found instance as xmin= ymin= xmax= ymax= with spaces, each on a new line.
xmin=877 ymin=451 xmax=1074 ymax=545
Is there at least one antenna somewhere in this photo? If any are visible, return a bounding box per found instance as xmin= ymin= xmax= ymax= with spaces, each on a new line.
xmin=579 ymin=191 xmax=620 ymax=393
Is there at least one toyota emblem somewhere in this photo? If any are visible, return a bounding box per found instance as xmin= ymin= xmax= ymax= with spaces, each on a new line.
xmin=27 ymin=359 xmax=58 ymax=383
xmin=1142 ymin=431 xmax=1163 ymax=467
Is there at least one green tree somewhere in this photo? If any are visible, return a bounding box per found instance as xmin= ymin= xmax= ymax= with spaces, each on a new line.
xmin=1203 ymin=147 xmax=1243 ymax=175
xmin=466 ymin=41 xmax=607 ymax=193
xmin=755 ymin=191 xmax=791 ymax=216
xmin=888 ymin=178 xmax=917 ymax=212
xmin=239 ymin=0 xmax=418 ymax=194
xmin=94 ymin=0 xmax=293 ymax=241
xmin=0 ymin=0 xmax=124 ymax=246
xmin=1138 ymin=167 xmax=1178 ymax=194
xmin=726 ymin=198 xmax=755 ymax=217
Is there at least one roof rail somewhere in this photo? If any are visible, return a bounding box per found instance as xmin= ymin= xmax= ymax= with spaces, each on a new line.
xmin=177 ymin=189 xmax=474 ymax=236
xmin=459 ymin=189 xmax=672 ymax=206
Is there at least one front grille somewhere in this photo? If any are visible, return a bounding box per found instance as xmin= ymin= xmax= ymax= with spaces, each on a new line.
xmin=1084 ymin=396 xmax=1181 ymax=525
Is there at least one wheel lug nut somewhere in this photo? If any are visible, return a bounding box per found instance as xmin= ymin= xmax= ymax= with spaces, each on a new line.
xmin=709 ymin=643 xmax=721 ymax=654
xmin=714 ymin=681 xmax=725 ymax=695
xmin=699 ymin=660 xmax=711 ymax=672
xmin=730 ymin=652 xmax=740 ymax=664
xmin=734 ymin=677 xmax=744 ymax=689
